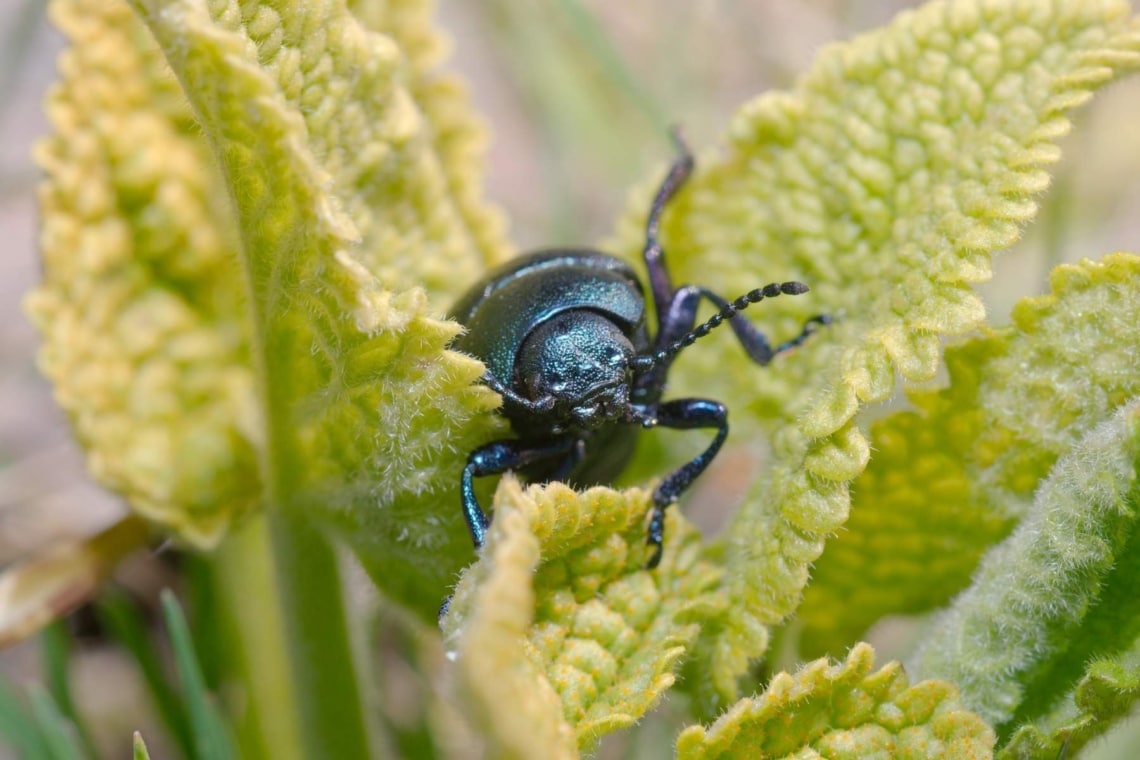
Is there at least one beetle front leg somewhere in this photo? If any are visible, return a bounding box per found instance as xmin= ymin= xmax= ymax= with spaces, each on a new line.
xmin=461 ymin=437 xmax=576 ymax=549
xmin=639 ymin=398 xmax=728 ymax=568
xmin=544 ymin=438 xmax=587 ymax=483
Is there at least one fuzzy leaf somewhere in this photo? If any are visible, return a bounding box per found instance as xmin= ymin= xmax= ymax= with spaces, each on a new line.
xmin=26 ymin=0 xmax=259 ymax=545
xmin=608 ymin=0 xmax=1140 ymax=707
xmin=675 ymin=643 xmax=995 ymax=759
xmin=31 ymin=0 xmax=511 ymax=618
xmin=913 ymin=399 xmax=1140 ymax=747
xmin=800 ymin=253 xmax=1140 ymax=656
xmin=999 ymin=646 xmax=1140 ymax=759
xmin=347 ymin=0 xmax=512 ymax=277
xmin=441 ymin=478 xmax=725 ymax=753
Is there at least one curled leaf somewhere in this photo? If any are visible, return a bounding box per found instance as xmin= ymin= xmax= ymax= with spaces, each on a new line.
xmin=442 ymin=478 xmax=724 ymax=752
xmin=676 ymin=643 xmax=995 ymax=759
xmin=1000 ymin=647 xmax=1140 ymax=759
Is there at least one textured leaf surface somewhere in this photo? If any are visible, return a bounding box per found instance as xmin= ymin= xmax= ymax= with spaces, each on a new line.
xmin=33 ymin=0 xmax=510 ymax=617
xmin=999 ymin=645 xmax=1140 ymax=759
xmin=441 ymin=479 xmax=725 ymax=753
xmin=27 ymin=0 xmax=258 ymax=544
xmin=347 ymin=0 xmax=512 ymax=278
xmin=914 ymin=398 xmax=1140 ymax=748
xmin=607 ymin=0 xmax=1140 ymax=707
xmin=676 ymin=643 xmax=995 ymax=760
xmin=800 ymin=253 xmax=1140 ymax=656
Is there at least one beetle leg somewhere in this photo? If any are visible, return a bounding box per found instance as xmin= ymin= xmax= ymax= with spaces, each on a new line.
xmin=640 ymin=398 xmax=728 ymax=568
xmin=770 ymin=314 xmax=832 ymax=357
xmin=642 ymin=129 xmax=694 ymax=322
xmin=545 ymin=438 xmax=588 ymax=483
xmin=461 ymin=437 xmax=577 ymax=549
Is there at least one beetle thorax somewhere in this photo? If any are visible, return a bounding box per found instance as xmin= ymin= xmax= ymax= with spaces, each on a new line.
xmin=514 ymin=310 xmax=635 ymax=433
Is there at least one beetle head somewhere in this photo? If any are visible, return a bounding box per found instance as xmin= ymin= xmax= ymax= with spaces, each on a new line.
xmin=515 ymin=311 xmax=634 ymax=432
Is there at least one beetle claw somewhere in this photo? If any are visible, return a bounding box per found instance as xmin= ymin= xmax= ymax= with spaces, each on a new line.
xmin=646 ymin=541 xmax=664 ymax=570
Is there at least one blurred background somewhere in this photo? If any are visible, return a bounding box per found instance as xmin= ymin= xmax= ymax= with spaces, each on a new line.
xmin=3 ymin=0 xmax=1140 ymax=757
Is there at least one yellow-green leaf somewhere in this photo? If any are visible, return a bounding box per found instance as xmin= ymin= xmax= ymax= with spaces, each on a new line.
xmin=676 ymin=643 xmax=995 ymax=760
xmin=126 ymin=0 xmax=514 ymax=616
xmin=914 ymin=399 xmax=1140 ymax=744
xmin=31 ymin=0 xmax=511 ymax=618
xmin=27 ymin=0 xmax=258 ymax=546
xmin=1000 ymin=646 xmax=1140 ymax=759
xmin=348 ymin=0 xmax=513 ymax=278
xmin=800 ymin=253 xmax=1140 ymax=656
xmin=442 ymin=478 xmax=724 ymax=753
xmin=606 ymin=0 xmax=1140 ymax=708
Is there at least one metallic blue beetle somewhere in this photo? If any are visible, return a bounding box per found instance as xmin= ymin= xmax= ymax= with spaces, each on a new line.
xmin=450 ymin=134 xmax=826 ymax=567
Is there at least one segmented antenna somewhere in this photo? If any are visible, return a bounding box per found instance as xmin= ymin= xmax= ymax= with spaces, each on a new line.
xmin=630 ymin=281 xmax=809 ymax=372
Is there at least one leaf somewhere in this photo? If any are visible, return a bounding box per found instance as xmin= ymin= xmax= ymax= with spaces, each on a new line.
xmin=0 ymin=517 xmax=149 ymax=647
xmin=441 ymin=478 xmax=725 ymax=754
xmin=27 ymin=687 xmax=84 ymax=760
xmin=999 ymin=646 xmax=1140 ymax=759
xmin=912 ymin=399 xmax=1140 ymax=748
xmin=347 ymin=0 xmax=512 ymax=275
xmin=26 ymin=0 xmax=259 ymax=546
xmin=0 ymin=677 xmax=49 ymax=760
xmin=133 ymin=732 xmax=152 ymax=760
xmin=675 ymin=643 xmax=995 ymax=760
xmin=97 ymin=592 xmax=196 ymax=757
xmin=40 ymin=623 xmax=97 ymax=759
xmin=606 ymin=0 xmax=1140 ymax=707
xmin=800 ymin=253 xmax=1140 ymax=656
xmin=92 ymin=0 xmax=512 ymax=617
xmin=29 ymin=0 xmax=512 ymax=619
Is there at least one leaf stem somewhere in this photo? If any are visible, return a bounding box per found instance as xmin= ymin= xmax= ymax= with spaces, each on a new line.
xmin=267 ymin=508 xmax=372 ymax=759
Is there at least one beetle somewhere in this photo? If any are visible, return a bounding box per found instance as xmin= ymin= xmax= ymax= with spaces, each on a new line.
xmin=449 ymin=132 xmax=827 ymax=568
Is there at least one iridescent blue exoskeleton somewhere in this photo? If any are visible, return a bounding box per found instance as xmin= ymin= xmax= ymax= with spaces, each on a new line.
xmin=449 ymin=133 xmax=827 ymax=567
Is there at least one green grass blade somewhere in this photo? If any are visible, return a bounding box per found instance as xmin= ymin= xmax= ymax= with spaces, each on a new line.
xmin=40 ymin=622 xmax=97 ymax=759
xmin=133 ymin=732 xmax=151 ymax=760
xmin=27 ymin=687 xmax=84 ymax=760
xmin=159 ymin=590 xmax=235 ymax=760
xmin=96 ymin=592 xmax=194 ymax=756
xmin=0 ymin=677 xmax=50 ymax=760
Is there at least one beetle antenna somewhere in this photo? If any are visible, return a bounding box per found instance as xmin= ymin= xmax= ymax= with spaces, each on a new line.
xmin=630 ymin=281 xmax=809 ymax=371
